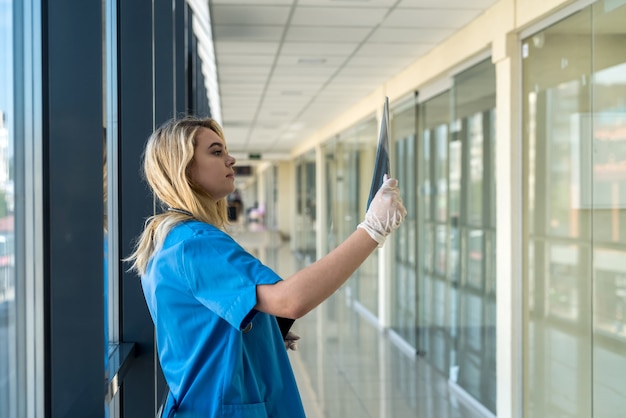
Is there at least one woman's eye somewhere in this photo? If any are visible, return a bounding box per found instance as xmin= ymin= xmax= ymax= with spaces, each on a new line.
xmin=212 ymin=150 xmax=222 ymax=156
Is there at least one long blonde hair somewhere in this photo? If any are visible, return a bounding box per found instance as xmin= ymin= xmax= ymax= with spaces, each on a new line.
xmin=126 ymin=116 xmax=230 ymax=276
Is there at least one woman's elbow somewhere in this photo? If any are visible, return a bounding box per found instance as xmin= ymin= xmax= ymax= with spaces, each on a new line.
xmin=256 ymin=283 xmax=311 ymax=319
xmin=286 ymin=303 xmax=310 ymax=320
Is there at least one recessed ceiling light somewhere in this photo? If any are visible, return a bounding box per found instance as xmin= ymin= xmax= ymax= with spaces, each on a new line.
xmin=297 ymin=57 xmax=327 ymax=65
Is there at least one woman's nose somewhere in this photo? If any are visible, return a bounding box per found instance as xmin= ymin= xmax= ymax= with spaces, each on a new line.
xmin=227 ymin=154 xmax=236 ymax=166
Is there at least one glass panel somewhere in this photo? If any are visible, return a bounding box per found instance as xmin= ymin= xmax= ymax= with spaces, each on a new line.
xmin=347 ymin=117 xmax=378 ymax=315
xmin=448 ymin=139 xmax=461 ymax=283
xmin=323 ymin=138 xmax=339 ymax=253
xmin=422 ymin=129 xmax=432 ymax=219
xmin=0 ymin=1 xmax=17 ymax=415
xmin=294 ymin=151 xmax=316 ymax=263
xmin=391 ymin=101 xmax=418 ymax=347
xmin=467 ymin=112 xmax=485 ymax=226
xmin=324 ymin=115 xmax=380 ymax=316
xmin=104 ymin=0 xmax=121 ymax=413
xmin=592 ymin=1 xmax=626 ymax=416
xmin=450 ymin=58 xmax=497 ymax=413
xmin=435 ymin=124 xmax=449 ymax=222
xmin=522 ymin=7 xmax=593 ymax=417
xmin=418 ymin=91 xmax=452 ymax=374
xmin=466 ymin=229 xmax=484 ymax=289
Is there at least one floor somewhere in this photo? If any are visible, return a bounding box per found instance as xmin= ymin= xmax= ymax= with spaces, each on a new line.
xmin=234 ymin=226 xmax=492 ymax=418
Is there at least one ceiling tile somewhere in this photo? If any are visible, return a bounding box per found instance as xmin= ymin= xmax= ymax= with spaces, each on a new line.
xmin=357 ymin=42 xmax=433 ymax=57
xmin=214 ymin=41 xmax=280 ymax=55
xmin=397 ymin=0 xmax=497 ymax=8
xmin=216 ymin=54 xmax=276 ymax=65
xmin=280 ymin=41 xmax=359 ymax=56
xmin=369 ymin=27 xmax=453 ymax=43
xmin=286 ymin=26 xmax=371 ymax=42
xmin=212 ymin=5 xmax=291 ymax=25
xmin=298 ymin=0 xmax=397 ymax=6
xmin=291 ymin=6 xmax=388 ymax=27
xmin=209 ymin=0 xmax=499 ymax=155
xmin=212 ymin=25 xmax=285 ymax=42
xmin=212 ymin=0 xmax=294 ymax=4
xmin=384 ymin=8 xmax=482 ymax=28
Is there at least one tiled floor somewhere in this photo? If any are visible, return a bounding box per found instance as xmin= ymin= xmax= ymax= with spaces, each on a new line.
xmin=235 ymin=227 xmax=492 ymax=418
xmin=287 ymin=293 xmax=491 ymax=418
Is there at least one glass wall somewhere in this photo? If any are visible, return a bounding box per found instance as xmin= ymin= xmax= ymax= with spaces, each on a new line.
xmin=391 ymin=100 xmax=418 ymax=348
xmin=103 ymin=0 xmax=119 ymax=414
xmin=0 ymin=1 xmax=215 ymax=416
xmin=413 ymin=58 xmax=497 ymax=413
xmin=449 ymin=59 xmax=497 ymax=413
xmin=418 ymin=90 xmax=453 ymax=376
xmin=323 ymin=117 xmax=379 ymax=315
xmin=294 ymin=150 xmax=317 ymax=263
xmin=0 ymin=1 xmax=20 ymax=415
xmin=522 ymin=1 xmax=626 ymax=416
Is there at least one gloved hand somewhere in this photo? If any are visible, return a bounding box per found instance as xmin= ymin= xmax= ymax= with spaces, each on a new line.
xmin=357 ymin=175 xmax=406 ymax=247
xmin=284 ymin=331 xmax=300 ymax=351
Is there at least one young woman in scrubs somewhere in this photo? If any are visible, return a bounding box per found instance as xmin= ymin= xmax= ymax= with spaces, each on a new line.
xmin=126 ymin=116 xmax=406 ymax=418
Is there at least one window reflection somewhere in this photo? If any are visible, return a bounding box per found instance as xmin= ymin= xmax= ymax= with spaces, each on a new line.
xmin=547 ymin=244 xmax=580 ymax=321
xmin=523 ymin=2 xmax=626 ymax=415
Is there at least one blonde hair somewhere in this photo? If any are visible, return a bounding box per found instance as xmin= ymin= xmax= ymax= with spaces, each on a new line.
xmin=126 ymin=116 xmax=230 ymax=276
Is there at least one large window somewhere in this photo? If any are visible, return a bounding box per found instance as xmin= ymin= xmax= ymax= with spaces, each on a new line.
xmin=413 ymin=58 xmax=497 ymax=414
xmin=522 ymin=1 xmax=626 ymax=416
xmin=391 ymin=100 xmax=418 ymax=348
xmin=322 ymin=117 xmax=380 ymax=316
xmin=294 ymin=151 xmax=317 ymax=263
xmin=1 ymin=1 xmax=40 ymax=416
xmin=418 ymin=90 xmax=453 ymax=376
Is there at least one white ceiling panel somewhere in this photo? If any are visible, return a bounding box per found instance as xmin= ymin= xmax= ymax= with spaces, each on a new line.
xmin=212 ymin=0 xmax=294 ymax=5
xmin=264 ymin=74 xmax=331 ymax=83
xmin=298 ymin=0 xmax=397 ymax=6
xmin=212 ymin=5 xmax=291 ymax=25
xmin=398 ymin=0 xmax=497 ymax=8
xmin=357 ymin=42 xmax=434 ymax=57
xmin=217 ymin=54 xmax=276 ymax=65
xmin=214 ymin=41 xmax=280 ymax=55
xmin=286 ymin=26 xmax=371 ymax=42
xmin=208 ymin=0 xmax=497 ymax=156
xmin=279 ymin=42 xmax=358 ymax=57
xmin=217 ymin=66 xmax=272 ymax=76
xmin=383 ymin=8 xmax=482 ymax=28
xmin=369 ymin=27 xmax=454 ymax=43
xmin=291 ymin=7 xmax=388 ymax=26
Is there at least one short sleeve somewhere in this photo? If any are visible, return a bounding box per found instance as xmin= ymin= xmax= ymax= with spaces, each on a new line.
xmin=180 ymin=229 xmax=281 ymax=330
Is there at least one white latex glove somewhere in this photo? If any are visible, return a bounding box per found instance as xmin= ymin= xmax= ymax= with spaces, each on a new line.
xmin=284 ymin=331 xmax=300 ymax=351
xmin=357 ymin=175 xmax=407 ymax=247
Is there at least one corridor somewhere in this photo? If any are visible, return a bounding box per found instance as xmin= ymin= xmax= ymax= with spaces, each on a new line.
xmin=236 ymin=228 xmax=491 ymax=418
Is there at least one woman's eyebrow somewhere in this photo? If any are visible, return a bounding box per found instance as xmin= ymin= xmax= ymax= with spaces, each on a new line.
xmin=208 ymin=142 xmax=224 ymax=149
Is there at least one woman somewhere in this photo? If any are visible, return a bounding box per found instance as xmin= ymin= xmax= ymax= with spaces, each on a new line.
xmin=127 ymin=116 xmax=406 ymax=417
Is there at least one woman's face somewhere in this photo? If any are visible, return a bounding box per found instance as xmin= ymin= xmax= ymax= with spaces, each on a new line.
xmin=188 ymin=127 xmax=237 ymax=200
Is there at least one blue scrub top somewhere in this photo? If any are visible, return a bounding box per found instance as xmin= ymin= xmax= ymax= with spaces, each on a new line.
xmin=141 ymin=221 xmax=306 ymax=418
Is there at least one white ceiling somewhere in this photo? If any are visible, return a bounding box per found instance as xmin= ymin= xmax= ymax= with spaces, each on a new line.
xmin=209 ymin=0 xmax=498 ymax=161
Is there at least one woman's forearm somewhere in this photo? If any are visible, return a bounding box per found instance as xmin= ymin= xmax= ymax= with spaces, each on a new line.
xmin=255 ymin=228 xmax=378 ymax=318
